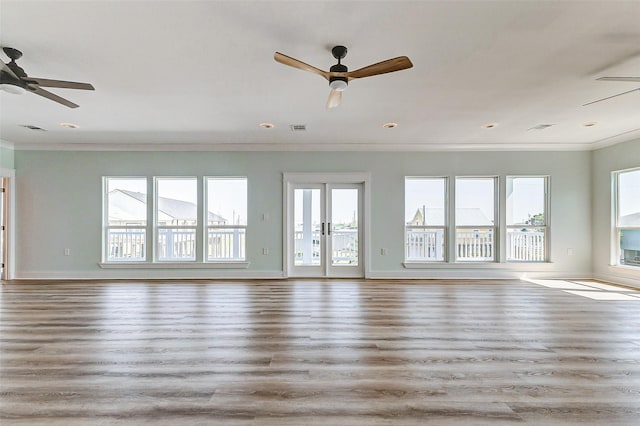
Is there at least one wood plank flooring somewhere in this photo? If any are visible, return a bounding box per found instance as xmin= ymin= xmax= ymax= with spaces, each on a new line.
xmin=1 ymin=279 xmax=640 ymax=425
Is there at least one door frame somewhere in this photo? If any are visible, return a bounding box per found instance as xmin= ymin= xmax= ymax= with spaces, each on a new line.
xmin=283 ymin=172 xmax=371 ymax=278
xmin=0 ymin=168 xmax=15 ymax=281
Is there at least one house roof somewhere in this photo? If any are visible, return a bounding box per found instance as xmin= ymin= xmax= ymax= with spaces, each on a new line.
xmin=2 ymin=1 xmax=640 ymax=152
xmin=110 ymin=189 xmax=226 ymax=223
xmin=620 ymin=212 xmax=640 ymax=227
xmin=410 ymin=207 xmax=492 ymax=226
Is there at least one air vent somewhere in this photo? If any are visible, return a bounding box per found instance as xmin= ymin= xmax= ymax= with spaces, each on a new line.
xmin=528 ymin=124 xmax=554 ymax=131
xmin=20 ymin=124 xmax=46 ymax=131
xmin=290 ymin=124 xmax=306 ymax=132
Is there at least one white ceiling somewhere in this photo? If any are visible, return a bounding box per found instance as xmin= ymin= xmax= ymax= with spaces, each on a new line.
xmin=1 ymin=0 xmax=640 ymax=151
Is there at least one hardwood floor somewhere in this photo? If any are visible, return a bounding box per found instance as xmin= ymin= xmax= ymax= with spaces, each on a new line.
xmin=1 ymin=278 xmax=640 ymax=425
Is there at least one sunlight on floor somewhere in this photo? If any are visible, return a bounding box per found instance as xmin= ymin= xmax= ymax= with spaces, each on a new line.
xmin=523 ymin=278 xmax=640 ymax=301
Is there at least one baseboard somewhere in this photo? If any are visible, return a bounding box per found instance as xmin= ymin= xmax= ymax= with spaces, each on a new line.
xmin=368 ymin=270 xmax=590 ymax=280
xmin=14 ymin=270 xmax=286 ymax=280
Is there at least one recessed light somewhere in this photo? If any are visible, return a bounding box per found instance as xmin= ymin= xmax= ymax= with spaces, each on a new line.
xmin=583 ymin=121 xmax=598 ymax=127
xmin=60 ymin=122 xmax=79 ymax=129
xmin=481 ymin=122 xmax=498 ymax=129
xmin=258 ymin=122 xmax=275 ymax=129
xmin=382 ymin=122 xmax=398 ymax=129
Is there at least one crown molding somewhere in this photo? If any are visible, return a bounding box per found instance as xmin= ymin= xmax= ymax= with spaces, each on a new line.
xmin=10 ymin=141 xmax=600 ymax=152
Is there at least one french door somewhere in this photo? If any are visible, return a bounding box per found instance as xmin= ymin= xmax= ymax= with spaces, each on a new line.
xmin=286 ymin=181 xmax=364 ymax=277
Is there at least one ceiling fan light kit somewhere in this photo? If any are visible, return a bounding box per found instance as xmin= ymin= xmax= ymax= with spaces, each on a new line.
xmin=1 ymin=46 xmax=95 ymax=108
xmin=274 ymin=45 xmax=413 ymax=109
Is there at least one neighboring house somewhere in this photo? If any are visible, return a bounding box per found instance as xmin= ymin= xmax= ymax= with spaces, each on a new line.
xmin=109 ymin=189 xmax=227 ymax=225
xmin=408 ymin=206 xmax=492 ymax=226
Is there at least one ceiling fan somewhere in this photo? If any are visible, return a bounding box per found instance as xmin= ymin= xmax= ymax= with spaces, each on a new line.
xmin=274 ymin=46 xmax=413 ymax=108
xmin=0 ymin=47 xmax=94 ymax=108
xmin=584 ymin=76 xmax=640 ymax=106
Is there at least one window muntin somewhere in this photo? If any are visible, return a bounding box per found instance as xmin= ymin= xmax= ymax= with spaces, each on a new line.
xmin=506 ymin=176 xmax=548 ymax=262
xmin=206 ymin=177 xmax=247 ymax=261
xmin=405 ymin=177 xmax=447 ymax=261
xmin=455 ymin=177 xmax=496 ymax=262
xmin=615 ymin=168 xmax=640 ymax=267
xmin=156 ymin=177 xmax=197 ymax=261
xmin=104 ymin=177 xmax=147 ymax=262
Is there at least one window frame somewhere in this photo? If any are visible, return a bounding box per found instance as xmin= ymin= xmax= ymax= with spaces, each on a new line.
xmin=205 ymin=176 xmax=248 ymax=262
xmin=154 ymin=176 xmax=200 ymax=262
xmin=454 ymin=176 xmax=498 ymax=263
xmin=613 ymin=167 xmax=640 ymax=269
xmin=103 ymin=176 xmax=149 ymax=263
xmin=404 ymin=176 xmax=449 ymax=263
xmin=505 ymin=175 xmax=549 ymax=263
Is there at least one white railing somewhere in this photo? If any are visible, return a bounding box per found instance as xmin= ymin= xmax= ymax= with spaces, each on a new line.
xmin=107 ymin=228 xmax=145 ymax=261
xmin=507 ymin=230 xmax=545 ymax=261
xmin=405 ymin=228 xmax=546 ymax=262
xmin=406 ymin=228 xmax=444 ymax=261
xmin=157 ymin=228 xmax=196 ymax=261
xmin=106 ymin=228 xmax=245 ymax=262
xmin=208 ymin=228 xmax=246 ymax=260
xmin=456 ymin=229 xmax=494 ymax=261
xmin=294 ymin=228 xmax=358 ymax=264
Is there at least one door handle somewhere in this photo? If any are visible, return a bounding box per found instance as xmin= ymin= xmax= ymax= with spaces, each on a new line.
xmin=328 ymin=222 xmax=331 ymax=236
xmin=321 ymin=222 xmax=325 ymax=236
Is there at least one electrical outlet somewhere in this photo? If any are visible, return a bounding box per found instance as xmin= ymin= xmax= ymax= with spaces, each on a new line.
xmin=64 ymin=248 xmax=71 ymax=256
xmin=381 ymin=248 xmax=387 ymax=255
xmin=262 ymin=248 xmax=269 ymax=255
xmin=262 ymin=213 xmax=269 ymax=221
xmin=567 ymin=248 xmax=574 ymax=256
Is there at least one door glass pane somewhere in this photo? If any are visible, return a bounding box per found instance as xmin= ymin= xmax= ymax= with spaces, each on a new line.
xmin=331 ymin=188 xmax=358 ymax=266
xmin=294 ymin=188 xmax=321 ymax=266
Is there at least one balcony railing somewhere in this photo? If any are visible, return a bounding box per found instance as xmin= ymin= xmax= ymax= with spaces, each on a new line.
xmin=107 ymin=228 xmax=145 ymax=261
xmin=106 ymin=227 xmax=245 ymax=261
xmin=294 ymin=228 xmax=358 ymax=265
xmin=406 ymin=228 xmax=546 ymax=262
xmin=208 ymin=228 xmax=245 ymax=260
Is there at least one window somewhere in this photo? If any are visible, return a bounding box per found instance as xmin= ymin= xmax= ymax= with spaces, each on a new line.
xmin=405 ymin=177 xmax=447 ymax=261
xmin=206 ymin=177 xmax=247 ymax=261
xmin=614 ymin=168 xmax=640 ymax=268
xmin=506 ymin=176 xmax=548 ymax=262
xmin=104 ymin=177 xmax=147 ymax=262
xmin=156 ymin=177 xmax=197 ymax=261
xmin=455 ymin=177 xmax=496 ymax=262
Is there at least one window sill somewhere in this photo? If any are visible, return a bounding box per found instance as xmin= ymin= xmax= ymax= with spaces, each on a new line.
xmin=608 ymin=264 xmax=640 ymax=276
xmin=98 ymin=261 xmax=250 ymax=269
xmin=403 ymin=262 xmax=553 ymax=270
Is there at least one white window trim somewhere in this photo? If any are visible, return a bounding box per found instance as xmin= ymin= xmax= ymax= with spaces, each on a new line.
xmin=103 ymin=175 xmax=248 ymax=268
xmin=454 ymin=176 xmax=498 ymax=263
xmin=505 ymin=175 xmax=550 ymax=263
xmin=103 ymin=176 xmax=149 ymax=263
xmin=204 ymin=176 xmax=248 ymax=262
xmin=612 ymin=167 xmax=640 ymax=270
xmin=404 ymin=176 xmax=449 ymax=263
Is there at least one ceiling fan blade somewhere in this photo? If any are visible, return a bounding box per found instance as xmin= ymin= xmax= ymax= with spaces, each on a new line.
xmin=24 ymin=77 xmax=95 ymax=90
xmin=274 ymin=52 xmax=329 ymax=80
xmin=29 ymin=86 xmax=79 ymax=108
xmin=597 ymin=77 xmax=640 ymax=83
xmin=583 ymin=87 xmax=639 ymax=106
xmin=326 ymin=89 xmax=342 ymax=109
xmin=346 ymin=56 xmax=413 ymax=80
xmin=1 ymin=62 xmax=19 ymax=80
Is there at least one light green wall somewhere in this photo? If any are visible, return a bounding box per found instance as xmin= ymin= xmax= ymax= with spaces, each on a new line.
xmin=0 ymin=145 xmax=14 ymax=169
xmin=14 ymin=149 xmax=592 ymax=279
xmin=592 ymin=138 xmax=640 ymax=286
